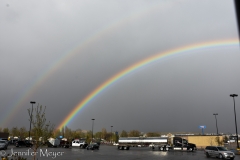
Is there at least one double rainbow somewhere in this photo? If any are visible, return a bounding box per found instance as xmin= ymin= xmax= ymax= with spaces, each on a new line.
xmin=56 ymin=38 xmax=239 ymax=130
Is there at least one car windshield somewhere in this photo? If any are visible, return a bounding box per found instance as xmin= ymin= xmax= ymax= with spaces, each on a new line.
xmin=0 ymin=141 xmax=5 ymax=144
xmin=217 ymin=147 xmax=228 ymax=151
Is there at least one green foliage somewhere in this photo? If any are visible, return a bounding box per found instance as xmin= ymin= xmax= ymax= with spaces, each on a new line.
xmin=95 ymin=132 xmax=102 ymax=139
xmin=9 ymin=127 xmax=28 ymax=140
xmin=215 ymin=136 xmax=223 ymax=146
xmin=86 ymin=133 xmax=91 ymax=144
xmin=3 ymin=128 xmax=9 ymax=133
xmin=114 ymin=133 xmax=119 ymax=143
xmin=120 ymin=130 xmax=128 ymax=137
xmin=146 ymin=132 xmax=160 ymax=137
xmin=223 ymin=135 xmax=229 ymax=143
xmin=11 ymin=127 xmax=19 ymax=137
xmin=19 ymin=127 xmax=28 ymax=139
xmin=101 ymin=128 xmax=107 ymax=140
xmin=63 ymin=126 xmax=72 ymax=139
xmin=54 ymin=126 xmax=88 ymax=141
xmin=128 ymin=130 xmax=140 ymax=137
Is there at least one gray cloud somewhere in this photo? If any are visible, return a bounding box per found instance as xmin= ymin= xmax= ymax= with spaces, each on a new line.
xmin=0 ymin=0 xmax=240 ymax=134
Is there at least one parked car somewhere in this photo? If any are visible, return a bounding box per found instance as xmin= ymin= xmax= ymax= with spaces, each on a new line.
xmin=86 ymin=143 xmax=99 ymax=150
xmin=15 ymin=140 xmax=33 ymax=147
xmin=72 ymin=139 xmax=88 ymax=149
xmin=0 ymin=140 xmax=8 ymax=150
xmin=9 ymin=139 xmax=18 ymax=145
xmin=204 ymin=146 xmax=235 ymax=160
xmin=59 ymin=140 xmax=70 ymax=148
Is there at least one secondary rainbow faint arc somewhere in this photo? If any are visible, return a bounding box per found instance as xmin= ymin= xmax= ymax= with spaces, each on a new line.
xmin=56 ymin=39 xmax=239 ymax=130
xmin=0 ymin=0 xmax=180 ymax=127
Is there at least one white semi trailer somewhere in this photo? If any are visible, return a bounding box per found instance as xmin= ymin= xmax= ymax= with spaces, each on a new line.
xmin=118 ymin=137 xmax=196 ymax=151
xmin=118 ymin=137 xmax=168 ymax=150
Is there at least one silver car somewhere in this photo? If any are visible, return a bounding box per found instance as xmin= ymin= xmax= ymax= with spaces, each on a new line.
xmin=205 ymin=146 xmax=235 ymax=160
xmin=0 ymin=140 xmax=8 ymax=150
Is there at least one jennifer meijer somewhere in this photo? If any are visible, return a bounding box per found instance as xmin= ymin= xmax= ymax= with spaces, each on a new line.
xmin=11 ymin=148 xmax=64 ymax=159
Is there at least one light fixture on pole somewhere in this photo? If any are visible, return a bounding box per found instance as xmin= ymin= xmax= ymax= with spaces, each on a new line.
xmin=230 ymin=94 xmax=239 ymax=148
xmin=29 ymin=101 xmax=36 ymax=141
xmin=213 ymin=113 xmax=219 ymax=135
xmin=91 ymin=119 xmax=95 ymax=142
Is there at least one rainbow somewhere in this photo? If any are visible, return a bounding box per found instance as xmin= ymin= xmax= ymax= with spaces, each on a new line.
xmin=56 ymin=38 xmax=239 ymax=130
xmin=0 ymin=0 xmax=179 ymax=127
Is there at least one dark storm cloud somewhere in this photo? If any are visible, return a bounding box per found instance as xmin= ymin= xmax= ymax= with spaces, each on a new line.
xmin=0 ymin=0 xmax=240 ymax=134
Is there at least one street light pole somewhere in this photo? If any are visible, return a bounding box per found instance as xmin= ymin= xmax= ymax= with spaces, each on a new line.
xmin=91 ymin=119 xmax=95 ymax=143
xmin=111 ymin=126 xmax=113 ymax=143
xmin=213 ymin=113 xmax=219 ymax=135
xmin=29 ymin=101 xmax=36 ymax=141
xmin=230 ymin=94 xmax=239 ymax=148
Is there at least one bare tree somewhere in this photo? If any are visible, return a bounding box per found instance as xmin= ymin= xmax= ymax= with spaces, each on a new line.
xmin=28 ymin=104 xmax=54 ymax=160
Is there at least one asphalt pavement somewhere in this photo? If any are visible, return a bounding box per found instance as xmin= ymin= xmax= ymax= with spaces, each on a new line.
xmin=1 ymin=144 xmax=240 ymax=160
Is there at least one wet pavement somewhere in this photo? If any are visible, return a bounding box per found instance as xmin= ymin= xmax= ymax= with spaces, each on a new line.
xmin=1 ymin=144 xmax=240 ymax=160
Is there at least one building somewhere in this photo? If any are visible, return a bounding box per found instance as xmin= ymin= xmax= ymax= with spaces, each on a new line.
xmin=0 ymin=132 xmax=9 ymax=140
xmin=181 ymin=135 xmax=223 ymax=149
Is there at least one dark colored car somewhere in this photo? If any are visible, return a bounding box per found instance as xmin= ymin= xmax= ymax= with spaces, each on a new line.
xmin=9 ymin=139 xmax=18 ymax=145
xmin=86 ymin=143 xmax=99 ymax=150
xmin=15 ymin=141 xmax=33 ymax=147
xmin=59 ymin=141 xmax=70 ymax=148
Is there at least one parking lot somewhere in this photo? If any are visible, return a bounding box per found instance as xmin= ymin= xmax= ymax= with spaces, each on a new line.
xmin=1 ymin=144 xmax=240 ymax=160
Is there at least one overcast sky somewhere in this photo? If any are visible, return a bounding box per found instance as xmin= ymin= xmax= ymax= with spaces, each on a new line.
xmin=1 ymin=0 xmax=240 ymax=134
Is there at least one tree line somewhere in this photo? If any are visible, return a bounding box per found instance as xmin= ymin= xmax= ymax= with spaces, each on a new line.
xmin=5 ymin=126 xmax=161 ymax=143
xmin=3 ymin=104 xmax=161 ymax=144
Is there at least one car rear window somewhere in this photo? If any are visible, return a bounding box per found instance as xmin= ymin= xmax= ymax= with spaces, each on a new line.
xmin=205 ymin=146 xmax=211 ymax=150
xmin=217 ymin=147 xmax=228 ymax=151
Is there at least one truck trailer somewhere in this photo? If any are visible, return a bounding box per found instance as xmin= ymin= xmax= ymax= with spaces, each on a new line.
xmin=118 ymin=137 xmax=196 ymax=151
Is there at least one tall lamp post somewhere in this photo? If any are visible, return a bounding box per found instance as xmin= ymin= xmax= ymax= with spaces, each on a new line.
xmin=230 ymin=94 xmax=239 ymax=148
xmin=213 ymin=113 xmax=219 ymax=135
xmin=111 ymin=126 xmax=113 ymax=143
xmin=29 ymin=101 xmax=36 ymax=141
xmin=91 ymin=119 xmax=95 ymax=142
